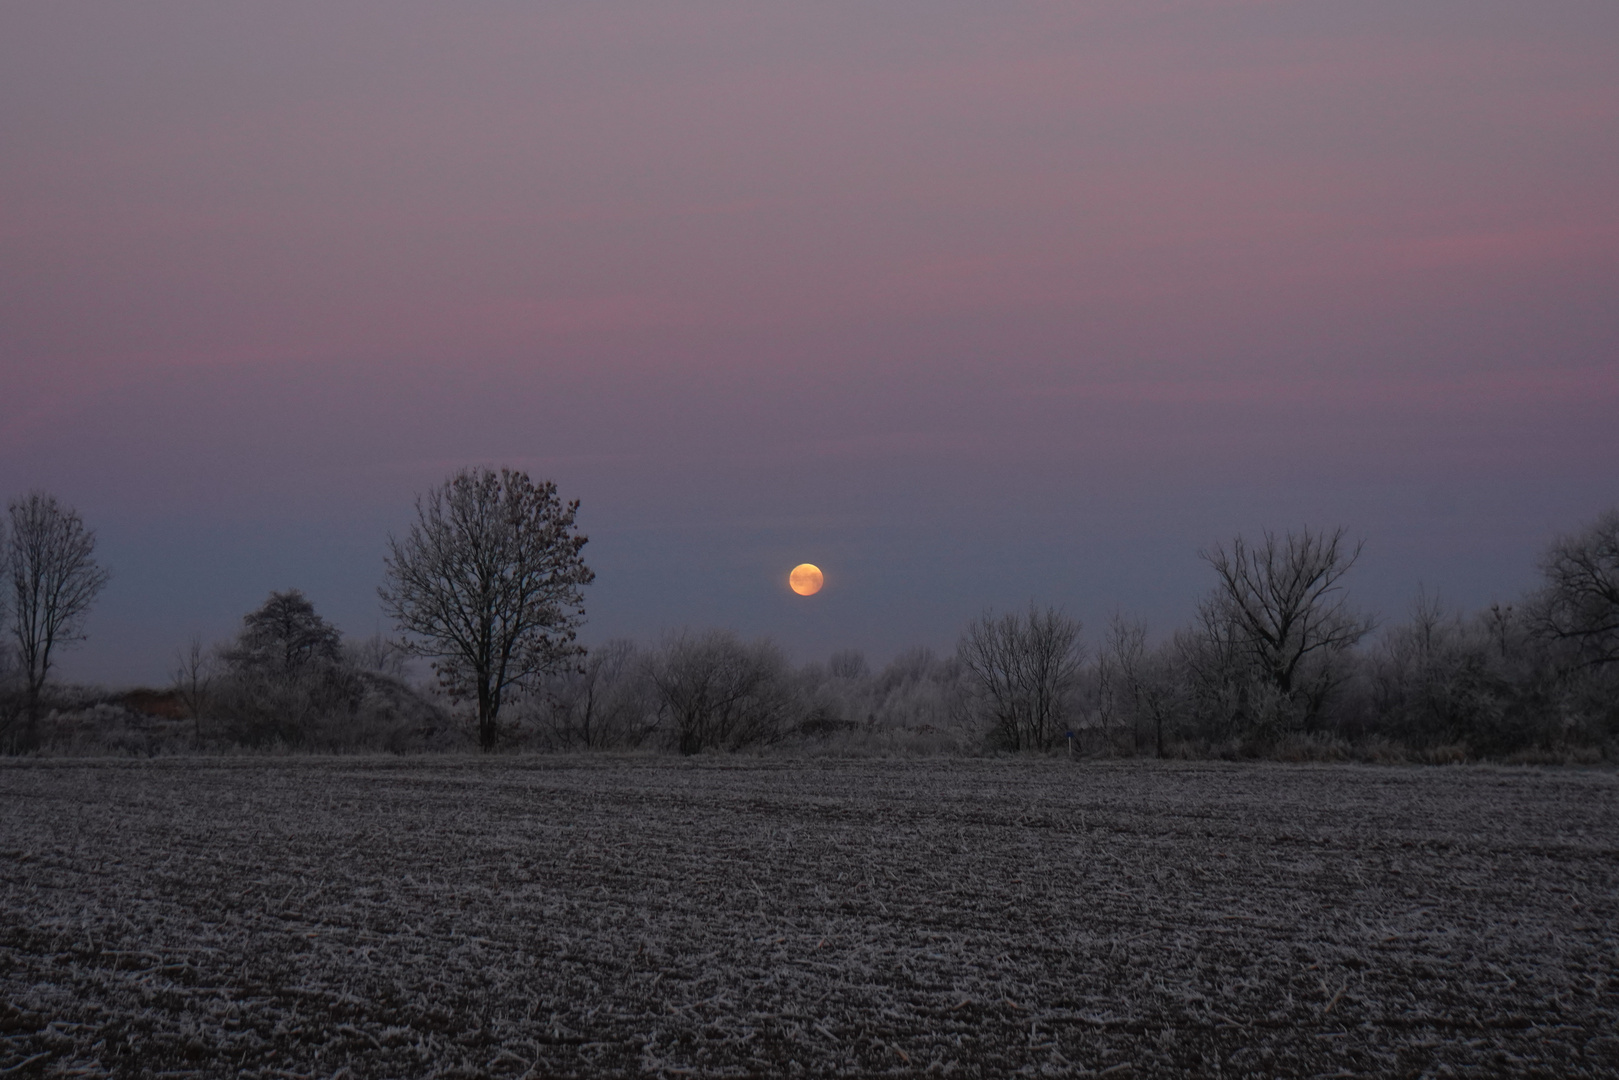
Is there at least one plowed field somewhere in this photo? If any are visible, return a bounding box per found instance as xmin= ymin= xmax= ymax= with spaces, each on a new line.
xmin=2 ymin=758 xmax=1616 ymax=1077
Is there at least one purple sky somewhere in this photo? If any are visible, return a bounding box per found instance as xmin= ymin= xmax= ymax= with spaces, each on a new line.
xmin=3 ymin=1 xmax=1617 ymax=685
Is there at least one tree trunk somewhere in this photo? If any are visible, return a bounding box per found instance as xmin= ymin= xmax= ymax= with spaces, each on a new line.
xmin=22 ymin=675 xmax=44 ymax=753
xmin=478 ymin=680 xmax=497 ymax=751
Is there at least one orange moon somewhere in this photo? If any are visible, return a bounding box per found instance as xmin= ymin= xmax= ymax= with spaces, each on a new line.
xmin=788 ymin=563 xmax=824 ymax=596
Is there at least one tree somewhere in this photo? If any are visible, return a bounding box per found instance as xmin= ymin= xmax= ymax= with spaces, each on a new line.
xmin=0 ymin=513 xmax=10 ymax=733
xmin=957 ymin=605 xmax=1084 ymax=751
xmin=1097 ymin=614 xmax=1179 ymax=757
xmin=215 ymin=590 xmax=351 ymax=747
xmin=221 ymin=589 xmax=342 ymax=679
xmin=345 ymin=632 xmax=411 ymax=678
xmin=6 ymin=492 xmax=110 ymax=749
xmin=532 ymin=638 xmax=654 ymax=750
xmin=1365 ymin=587 xmax=1545 ymax=751
xmin=647 ymin=630 xmax=794 ymax=754
xmin=1530 ymin=509 xmax=1619 ymax=670
xmin=381 ymin=467 xmax=593 ymax=751
xmin=827 ymin=649 xmax=870 ymax=680
xmin=1174 ymin=601 xmax=1254 ymax=740
xmin=171 ymin=634 xmax=215 ymax=748
xmin=872 ymin=647 xmax=961 ymax=732
xmin=1198 ymin=526 xmax=1373 ymax=732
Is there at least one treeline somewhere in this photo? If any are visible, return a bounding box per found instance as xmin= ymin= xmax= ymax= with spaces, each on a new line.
xmin=1079 ymin=516 xmax=1619 ymax=761
xmin=4 ymin=474 xmax=1617 ymax=762
xmin=521 ymin=514 xmax=1619 ymax=761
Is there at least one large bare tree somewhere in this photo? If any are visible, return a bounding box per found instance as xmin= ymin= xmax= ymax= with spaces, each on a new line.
xmin=6 ymin=491 xmax=110 ymax=748
xmin=1199 ymin=525 xmax=1372 ymax=730
xmin=381 ymin=468 xmax=593 ymax=750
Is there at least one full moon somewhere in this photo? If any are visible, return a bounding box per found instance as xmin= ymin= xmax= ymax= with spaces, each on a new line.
xmin=788 ymin=563 xmax=824 ymax=596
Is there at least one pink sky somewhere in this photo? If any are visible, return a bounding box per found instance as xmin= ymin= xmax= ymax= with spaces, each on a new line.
xmin=2 ymin=1 xmax=1616 ymax=682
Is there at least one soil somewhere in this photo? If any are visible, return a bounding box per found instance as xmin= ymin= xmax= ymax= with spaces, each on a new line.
xmin=2 ymin=757 xmax=1616 ymax=1077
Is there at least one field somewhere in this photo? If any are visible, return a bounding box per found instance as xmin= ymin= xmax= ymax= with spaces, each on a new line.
xmin=2 ymin=758 xmax=1616 ymax=1078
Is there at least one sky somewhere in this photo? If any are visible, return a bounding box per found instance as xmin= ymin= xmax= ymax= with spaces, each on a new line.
xmin=3 ymin=0 xmax=1617 ymax=686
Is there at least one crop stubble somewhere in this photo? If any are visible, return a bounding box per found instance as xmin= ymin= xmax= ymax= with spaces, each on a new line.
xmin=1 ymin=758 xmax=1616 ymax=1077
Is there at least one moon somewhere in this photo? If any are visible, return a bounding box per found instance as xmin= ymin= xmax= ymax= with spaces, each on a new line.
xmin=788 ymin=563 xmax=824 ymax=596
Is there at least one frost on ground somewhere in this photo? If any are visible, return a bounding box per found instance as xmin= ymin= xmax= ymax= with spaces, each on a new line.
xmin=1 ymin=758 xmax=1616 ymax=1078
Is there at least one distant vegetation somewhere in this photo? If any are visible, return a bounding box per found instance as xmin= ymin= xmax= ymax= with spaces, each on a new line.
xmin=3 ymin=472 xmax=1616 ymax=762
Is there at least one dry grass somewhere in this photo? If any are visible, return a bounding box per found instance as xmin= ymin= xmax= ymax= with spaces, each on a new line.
xmin=2 ymin=757 xmax=1616 ymax=1077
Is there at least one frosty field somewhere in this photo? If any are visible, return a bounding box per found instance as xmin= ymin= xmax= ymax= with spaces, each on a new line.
xmin=2 ymin=758 xmax=1616 ymax=1078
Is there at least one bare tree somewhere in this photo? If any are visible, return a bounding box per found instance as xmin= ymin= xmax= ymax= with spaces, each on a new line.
xmin=345 ymin=632 xmax=411 ymax=679
xmin=1530 ymin=509 xmax=1619 ymax=670
xmin=381 ymin=468 xmax=593 ymax=751
xmin=793 ymin=649 xmax=876 ymax=737
xmin=871 ymin=647 xmax=961 ymax=732
xmin=1199 ymin=526 xmax=1373 ymax=732
xmin=827 ymin=649 xmax=870 ymax=680
xmin=171 ymin=634 xmax=215 ymax=748
xmin=958 ymin=606 xmax=1084 ymax=751
xmin=647 ymin=630 xmax=794 ymax=754
xmin=1174 ymin=601 xmax=1254 ymax=740
xmin=1098 ymin=614 xmax=1178 ymax=757
xmin=6 ymin=492 xmax=110 ymax=748
xmin=532 ymin=638 xmax=655 ymax=750
xmin=1368 ymin=587 xmax=1507 ymax=748
xmin=0 ymin=513 xmax=9 ymax=720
